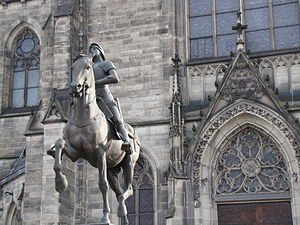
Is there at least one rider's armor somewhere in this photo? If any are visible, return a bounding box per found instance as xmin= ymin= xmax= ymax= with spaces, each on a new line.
xmin=93 ymin=60 xmax=132 ymax=153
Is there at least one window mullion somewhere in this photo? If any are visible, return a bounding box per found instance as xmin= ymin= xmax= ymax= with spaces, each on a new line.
xmin=136 ymin=189 xmax=139 ymax=225
xmin=24 ymin=60 xmax=29 ymax=107
xmin=212 ymin=0 xmax=217 ymax=57
xmin=269 ymin=0 xmax=276 ymax=50
xmin=10 ymin=60 xmax=15 ymax=108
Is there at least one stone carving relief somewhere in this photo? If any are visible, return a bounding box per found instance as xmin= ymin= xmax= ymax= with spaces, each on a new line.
xmin=192 ymin=101 xmax=300 ymax=207
xmin=259 ymin=59 xmax=274 ymax=87
xmin=186 ymin=54 xmax=300 ymax=105
xmin=188 ymin=64 xmax=227 ymax=78
xmin=274 ymin=56 xmax=288 ymax=67
xmin=216 ymin=127 xmax=290 ymax=195
xmin=290 ymin=55 xmax=300 ymax=66
xmin=215 ymin=64 xmax=228 ymax=85
xmin=222 ymin=69 xmax=264 ymax=101
xmin=189 ymin=67 xmax=202 ymax=77
xmin=188 ymin=64 xmax=227 ymax=104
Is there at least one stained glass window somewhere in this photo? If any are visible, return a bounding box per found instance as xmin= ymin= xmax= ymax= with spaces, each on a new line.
xmin=189 ymin=0 xmax=300 ymax=59
xmin=126 ymin=155 xmax=154 ymax=225
xmin=215 ymin=127 xmax=290 ymax=196
xmin=11 ymin=29 xmax=40 ymax=108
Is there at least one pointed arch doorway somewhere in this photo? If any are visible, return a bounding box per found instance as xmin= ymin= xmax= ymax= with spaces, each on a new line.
xmin=215 ymin=126 xmax=293 ymax=225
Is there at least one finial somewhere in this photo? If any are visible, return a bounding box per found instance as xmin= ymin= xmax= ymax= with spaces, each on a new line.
xmin=171 ymin=53 xmax=181 ymax=95
xmin=172 ymin=53 xmax=181 ymax=67
xmin=232 ymin=11 xmax=247 ymax=51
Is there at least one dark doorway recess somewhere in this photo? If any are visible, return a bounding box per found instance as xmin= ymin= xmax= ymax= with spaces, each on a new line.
xmin=217 ymin=201 xmax=293 ymax=225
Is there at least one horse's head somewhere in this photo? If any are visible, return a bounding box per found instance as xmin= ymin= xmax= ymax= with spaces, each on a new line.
xmin=70 ymin=55 xmax=94 ymax=97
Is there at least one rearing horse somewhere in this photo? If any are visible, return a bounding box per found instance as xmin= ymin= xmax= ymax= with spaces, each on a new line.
xmin=50 ymin=55 xmax=140 ymax=224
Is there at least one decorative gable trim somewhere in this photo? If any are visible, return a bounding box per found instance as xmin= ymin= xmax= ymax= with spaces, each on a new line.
xmin=42 ymin=88 xmax=70 ymax=124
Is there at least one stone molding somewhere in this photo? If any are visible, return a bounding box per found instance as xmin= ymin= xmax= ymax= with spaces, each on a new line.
xmin=221 ymin=68 xmax=264 ymax=102
xmin=187 ymin=54 xmax=300 ymax=78
xmin=192 ymin=100 xmax=300 ymax=207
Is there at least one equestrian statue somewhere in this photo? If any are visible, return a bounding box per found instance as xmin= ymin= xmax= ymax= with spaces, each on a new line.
xmin=47 ymin=43 xmax=140 ymax=225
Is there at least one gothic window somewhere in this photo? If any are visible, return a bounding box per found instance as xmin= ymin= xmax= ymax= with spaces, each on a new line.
xmin=5 ymin=203 xmax=21 ymax=225
xmin=11 ymin=29 xmax=40 ymax=108
xmin=126 ymin=155 xmax=154 ymax=225
xmin=189 ymin=0 xmax=300 ymax=59
xmin=215 ymin=127 xmax=290 ymax=199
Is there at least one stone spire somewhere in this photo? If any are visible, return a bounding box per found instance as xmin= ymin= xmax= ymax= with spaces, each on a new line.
xmin=232 ymin=7 xmax=247 ymax=51
xmin=169 ymin=53 xmax=187 ymax=178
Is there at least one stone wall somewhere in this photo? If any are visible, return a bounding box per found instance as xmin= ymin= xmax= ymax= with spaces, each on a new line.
xmin=0 ymin=0 xmax=54 ymax=180
xmin=0 ymin=116 xmax=29 ymax=179
xmin=86 ymin=0 xmax=174 ymax=122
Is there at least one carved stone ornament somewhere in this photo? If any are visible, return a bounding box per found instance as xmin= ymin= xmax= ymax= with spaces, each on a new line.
xmin=216 ymin=127 xmax=290 ymax=195
xmin=192 ymin=101 xmax=300 ymax=207
xmin=222 ymin=69 xmax=264 ymax=101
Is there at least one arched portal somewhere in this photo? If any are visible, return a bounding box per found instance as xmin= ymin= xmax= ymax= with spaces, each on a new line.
xmin=191 ymin=100 xmax=300 ymax=225
xmin=215 ymin=126 xmax=292 ymax=225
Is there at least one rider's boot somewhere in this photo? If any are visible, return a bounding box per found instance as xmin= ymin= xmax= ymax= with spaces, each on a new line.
xmin=117 ymin=122 xmax=133 ymax=155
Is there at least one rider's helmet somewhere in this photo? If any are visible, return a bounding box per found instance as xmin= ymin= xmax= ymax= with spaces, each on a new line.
xmin=90 ymin=43 xmax=105 ymax=61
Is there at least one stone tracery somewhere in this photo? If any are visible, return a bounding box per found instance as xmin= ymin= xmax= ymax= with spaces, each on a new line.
xmin=215 ymin=127 xmax=290 ymax=195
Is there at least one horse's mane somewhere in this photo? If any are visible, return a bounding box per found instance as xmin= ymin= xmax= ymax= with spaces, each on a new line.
xmin=74 ymin=53 xmax=87 ymax=62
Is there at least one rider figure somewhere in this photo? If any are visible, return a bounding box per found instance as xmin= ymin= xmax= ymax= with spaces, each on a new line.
xmin=89 ymin=43 xmax=132 ymax=154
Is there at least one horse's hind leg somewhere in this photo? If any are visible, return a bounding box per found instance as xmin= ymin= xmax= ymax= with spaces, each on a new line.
xmin=107 ymin=167 xmax=129 ymax=225
xmin=96 ymin=150 xmax=111 ymax=224
xmin=107 ymin=167 xmax=128 ymax=218
xmin=107 ymin=166 xmax=122 ymax=198
xmin=120 ymin=154 xmax=134 ymax=200
xmin=53 ymin=139 xmax=68 ymax=192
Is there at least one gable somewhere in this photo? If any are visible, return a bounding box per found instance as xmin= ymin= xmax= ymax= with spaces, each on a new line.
xmin=208 ymin=51 xmax=284 ymax=117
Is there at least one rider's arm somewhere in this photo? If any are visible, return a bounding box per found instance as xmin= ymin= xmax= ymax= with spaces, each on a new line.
xmin=95 ymin=68 xmax=120 ymax=86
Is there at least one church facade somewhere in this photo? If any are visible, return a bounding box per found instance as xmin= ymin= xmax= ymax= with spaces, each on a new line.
xmin=0 ymin=0 xmax=300 ymax=225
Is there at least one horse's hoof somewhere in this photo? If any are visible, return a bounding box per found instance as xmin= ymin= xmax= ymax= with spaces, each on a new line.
xmin=100 ymin=213 xmax=110 ymax=224
xmin=117 ymin=203 xmax=127 ymax=217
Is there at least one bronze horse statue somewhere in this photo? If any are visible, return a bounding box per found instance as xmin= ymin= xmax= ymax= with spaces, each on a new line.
xmin=48 ymin=55 xmax=140 ymax=224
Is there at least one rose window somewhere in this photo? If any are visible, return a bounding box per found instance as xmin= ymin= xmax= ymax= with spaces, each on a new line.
xmin=215 ymin=127 xmax=290 ymax=195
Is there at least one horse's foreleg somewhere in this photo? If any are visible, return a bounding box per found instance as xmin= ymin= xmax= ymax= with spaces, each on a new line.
xmin=53 ymin=139 xmax=68 ymax=192
xmin=97 ymin=150 xmax=111 ymax=224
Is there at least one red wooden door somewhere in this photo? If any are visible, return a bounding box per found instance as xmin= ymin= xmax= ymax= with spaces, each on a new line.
xmin=217 ymin=202 xmax=293 ymax=225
